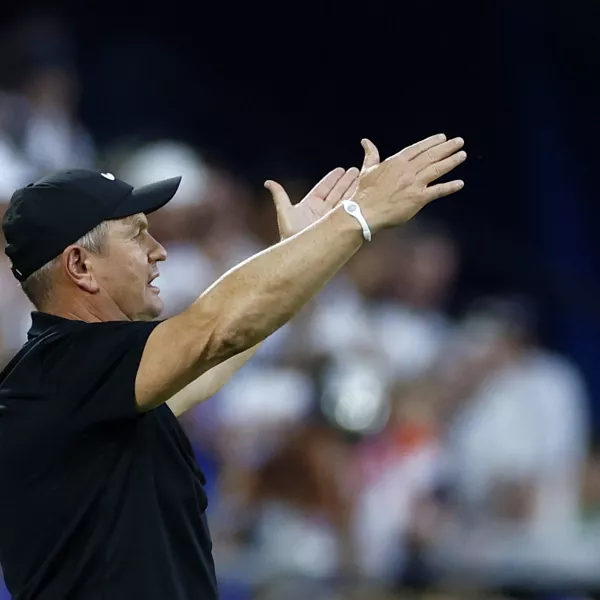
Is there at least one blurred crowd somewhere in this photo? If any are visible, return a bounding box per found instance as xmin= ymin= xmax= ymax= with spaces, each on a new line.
xmin=1 ymin=14 xmax=599 ymax=600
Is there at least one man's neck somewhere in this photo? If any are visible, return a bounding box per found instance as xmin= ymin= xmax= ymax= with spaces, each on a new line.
xmin=42 ymin=298 xmax=129 ymax=324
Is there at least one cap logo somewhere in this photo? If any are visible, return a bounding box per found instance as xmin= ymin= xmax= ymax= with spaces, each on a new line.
xmin=101 ymin=172 xmax=115 ymax=181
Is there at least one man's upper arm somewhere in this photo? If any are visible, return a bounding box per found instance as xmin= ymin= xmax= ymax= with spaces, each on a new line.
xmin=135 ymin=311 xmax=232 ymax=411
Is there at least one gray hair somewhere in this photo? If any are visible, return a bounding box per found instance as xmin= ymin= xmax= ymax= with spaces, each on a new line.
xmin=21 ymin=221 xmax=110 ymax=309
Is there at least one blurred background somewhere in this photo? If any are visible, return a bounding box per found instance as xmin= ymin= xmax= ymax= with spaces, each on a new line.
xmin=1 ymin=1 xmax=600 ymax=598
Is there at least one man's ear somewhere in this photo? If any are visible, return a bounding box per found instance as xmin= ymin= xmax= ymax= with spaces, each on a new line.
xmin=61 ymin=245 xmax=100 ymax=294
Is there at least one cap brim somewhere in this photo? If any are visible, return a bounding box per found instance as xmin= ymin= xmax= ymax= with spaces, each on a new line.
xmin=110 ymin=176 xmax=182 ymax=219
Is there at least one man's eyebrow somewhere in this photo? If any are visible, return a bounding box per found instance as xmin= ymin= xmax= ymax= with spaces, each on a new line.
xmin=126 ymin=215 xmax=148 ymax=230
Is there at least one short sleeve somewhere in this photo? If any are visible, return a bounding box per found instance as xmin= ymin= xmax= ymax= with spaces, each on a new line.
xmin=48 ymin=320 xmax=163 ymax=425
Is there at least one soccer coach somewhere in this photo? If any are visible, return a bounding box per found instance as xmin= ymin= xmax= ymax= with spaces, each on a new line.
xmin=0 ymin=134 xmax=465 ymax=599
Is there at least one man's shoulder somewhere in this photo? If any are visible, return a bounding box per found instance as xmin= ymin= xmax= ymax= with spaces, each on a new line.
xmin=0 ymin=317 xmax=162 ymax=390
xmin=0 ymin=317 xmax=165 ymax=426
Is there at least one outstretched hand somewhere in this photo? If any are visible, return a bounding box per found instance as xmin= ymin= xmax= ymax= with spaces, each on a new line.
xmin=354 ymin=133 xmax=466 ymax=233
xmin=265 ymin=139 xmax=380 ymax=239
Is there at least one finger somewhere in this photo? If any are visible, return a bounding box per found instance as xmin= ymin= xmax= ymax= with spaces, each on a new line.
xmin=324 ymin=167 xmax=360 ymax=207
xmin=413 ymin=137 xmax=465 ymax=172
xmin=264 ymin=180 xmax=292 ymax=212
xmin=391 ymin=133 xmax=447 ymax=162
xmin=423 ymin=179 xmax=465 ymax=203
xmin=343 ymin=179 xmax=359 ymax=201
xmin=418 ymin=150 xmax=467 ymax=184
xmin=361 ymin=138 xmax=380 ymax=171
xmin=305 ymin=167 xmax=346 ymax=201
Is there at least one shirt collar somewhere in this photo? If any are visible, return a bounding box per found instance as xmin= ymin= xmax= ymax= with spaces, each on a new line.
xmin=27 ymin=312 xmax=73 ymax=340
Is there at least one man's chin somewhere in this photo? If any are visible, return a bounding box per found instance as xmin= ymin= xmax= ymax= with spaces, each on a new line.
xmin=137 ymin=296 xmax=164 ymax=322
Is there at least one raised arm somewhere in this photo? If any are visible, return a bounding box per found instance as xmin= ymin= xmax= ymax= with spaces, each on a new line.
xmin=136 ymin=134 xmax=466 ymax=411
xmin=166 ymin=163 xmax=363 ymax=416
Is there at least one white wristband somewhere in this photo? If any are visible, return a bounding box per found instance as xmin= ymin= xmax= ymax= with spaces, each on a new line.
xmin=340 ymin=199 xmax=372 ymax=242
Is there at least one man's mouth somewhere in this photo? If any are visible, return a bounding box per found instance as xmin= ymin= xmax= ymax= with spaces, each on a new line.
xmin=148 ymin=274 xmax=160 ymax=291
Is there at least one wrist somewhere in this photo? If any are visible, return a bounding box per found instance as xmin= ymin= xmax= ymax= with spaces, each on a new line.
xmin=340 ymin=199 xmax=372 ymax=242
xmin=329 ymin=203 xmax=366 ymax=246
xmin=352 ymin=190 xmax=385 ymax=235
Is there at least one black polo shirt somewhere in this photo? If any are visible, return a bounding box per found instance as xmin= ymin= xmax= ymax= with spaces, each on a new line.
xmin=0 ymin=312 xmax=219 ymax=600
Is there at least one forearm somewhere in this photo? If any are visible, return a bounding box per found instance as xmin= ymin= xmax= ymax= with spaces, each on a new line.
xmin=180 ymin=205 xmax=363 ymax=366
xmin=166 ymin=344 xmax=261 ymax=417
xmin=166 ymin=224 xmax=301 ymax=416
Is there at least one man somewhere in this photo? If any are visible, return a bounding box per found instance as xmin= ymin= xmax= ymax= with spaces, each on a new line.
xmin=0 ymin=134 xmax=466 ymax=599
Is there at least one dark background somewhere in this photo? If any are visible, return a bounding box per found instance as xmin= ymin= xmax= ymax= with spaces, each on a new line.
xmin=1 ymin=0 xmax=599 ymax=416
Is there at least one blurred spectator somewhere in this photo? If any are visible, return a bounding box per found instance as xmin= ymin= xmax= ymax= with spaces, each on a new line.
xmin=418 ymin=297 xmax=594 ymax=592
xmin=373 ymin=221 xmax=459 ymax=381
xmin=0 ymin=15 xmax=95 ymax=179
xmin=238 ymin=417 xmax=356 ymax=580
xmin=18 ymin=65 xmax=95 ymax=173
xmin=0 ymin=93 xmax=36 ymax=199
xmin=306 ymin=221 xmax=459 ymax=386
xmin=446 ymin=296 xmax=589 ymax=533
xmin=352 ymin=378 xmax=446 ymax=583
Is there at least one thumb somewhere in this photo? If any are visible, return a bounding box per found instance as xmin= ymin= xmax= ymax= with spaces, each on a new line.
xmin=264 ymin=180 xmax=292 ymax=213
xmin=360 ymin=138 xmax=381 ymax=172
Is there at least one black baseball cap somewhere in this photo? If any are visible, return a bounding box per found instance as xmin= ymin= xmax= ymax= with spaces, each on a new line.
xmin=2 ymin=169 xmax=181 ymax=282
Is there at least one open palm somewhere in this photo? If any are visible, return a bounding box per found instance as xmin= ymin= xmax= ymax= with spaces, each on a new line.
xmin=265 ymin=139 xmax=380 ymax=239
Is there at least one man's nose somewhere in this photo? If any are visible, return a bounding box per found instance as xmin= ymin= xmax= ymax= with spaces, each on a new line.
xmin=150 ymin=238 xmax=168 ymax=263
